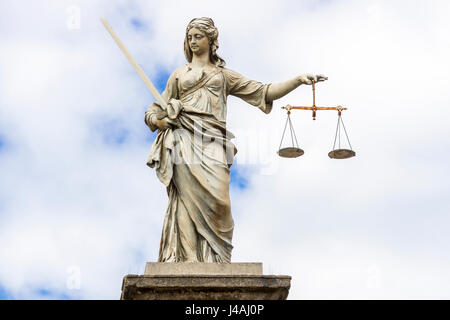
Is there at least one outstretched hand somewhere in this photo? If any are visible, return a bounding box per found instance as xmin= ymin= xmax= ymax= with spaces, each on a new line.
xmin=299 ymin=74 xmax=328 ymax=85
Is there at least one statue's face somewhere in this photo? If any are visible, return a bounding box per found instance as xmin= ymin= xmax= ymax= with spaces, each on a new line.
xmin=187 ymin=28 xmax=209 ymax=56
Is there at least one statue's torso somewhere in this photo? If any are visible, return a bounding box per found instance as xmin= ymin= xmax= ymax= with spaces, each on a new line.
xmin=177 ymin=65 xmax=228 ymax=122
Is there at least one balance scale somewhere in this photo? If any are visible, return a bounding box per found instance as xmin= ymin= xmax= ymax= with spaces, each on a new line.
xmin=278 ymin=80 xmax=356 ymax=159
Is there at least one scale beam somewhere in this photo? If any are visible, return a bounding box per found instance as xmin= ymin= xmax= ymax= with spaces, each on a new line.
xmin=282 ymin=105 xmax=347 ymax=119
xmin=281 ymin=81 xmax=347 ymax=120
xmin=281 ymin=81 xmax=347 ymax=119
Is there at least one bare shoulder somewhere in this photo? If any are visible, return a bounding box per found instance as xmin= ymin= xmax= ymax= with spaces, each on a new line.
xmin=174 ymin=65 xmax=192 ymax=76
xmin=166 ymin=65 xmax=189 ymax=80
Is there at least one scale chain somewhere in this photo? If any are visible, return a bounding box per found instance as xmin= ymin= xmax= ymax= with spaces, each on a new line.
xmin=290 ymin=115 xmax=300 ymax=147
xmin=332 ymin=115 xmax=353 ymax=151
xmin=332 ymin=115 xmax=340 ymax=150
xmin=288 ymin=115 xmax=295 ymax=147
xmin=340 ymin=116 xmax=353 ymax=150
xmin=279 ymin=114 xmax=290 ymax=150
xmin=338 ymin=116 xmax=341 ymax=149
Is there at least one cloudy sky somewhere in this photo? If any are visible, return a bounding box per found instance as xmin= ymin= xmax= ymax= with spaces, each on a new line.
xmin=1 ymin=0 xmax=450 ymax=299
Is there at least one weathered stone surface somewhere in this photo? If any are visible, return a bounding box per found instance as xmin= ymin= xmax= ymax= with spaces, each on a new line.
xmin=121 ymin=274 xmax=291 ymax=300
xmin=122 ymin=262 xmax=291 ymax=300
xmin=145 ymin=262 xmax=263 ymax=276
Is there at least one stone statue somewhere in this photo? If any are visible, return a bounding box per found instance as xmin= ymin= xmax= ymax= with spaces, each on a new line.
xmin=145 ymin=17 xmax=327 ymax=263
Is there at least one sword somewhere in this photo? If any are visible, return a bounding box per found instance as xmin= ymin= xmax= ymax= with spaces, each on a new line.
xmin=100 ymin=18 xmax=170 ymax=120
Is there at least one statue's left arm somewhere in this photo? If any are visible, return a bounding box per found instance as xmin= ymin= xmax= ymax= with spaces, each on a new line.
xmin=223 ymin=68 xmax=273 ymax=114
xmin=266 ymin=74 xmax=327 ymax=101
xmin=223 ymin=68 xmax=327 ymax=113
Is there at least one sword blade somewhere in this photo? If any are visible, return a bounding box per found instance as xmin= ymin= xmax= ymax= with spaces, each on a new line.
xmin=100 ymin=18 xmax=168 ymax=110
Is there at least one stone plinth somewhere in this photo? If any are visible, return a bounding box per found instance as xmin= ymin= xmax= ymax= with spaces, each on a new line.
xmin=145 ymin=262 xmax=263 ymax=275
xmin=121 ymin=263 xmax=291 ymax=300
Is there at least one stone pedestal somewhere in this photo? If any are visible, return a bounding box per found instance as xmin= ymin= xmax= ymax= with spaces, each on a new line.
xmin=121 ymin=263 xmax=291 ymax=300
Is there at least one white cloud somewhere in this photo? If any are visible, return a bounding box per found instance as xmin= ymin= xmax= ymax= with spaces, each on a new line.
xmin=0 ymin=0 xmax=450 ymax=299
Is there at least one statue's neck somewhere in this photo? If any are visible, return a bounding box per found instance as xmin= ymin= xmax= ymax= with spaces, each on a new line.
xmin=190 ymin=53 xmax=212 ymax=68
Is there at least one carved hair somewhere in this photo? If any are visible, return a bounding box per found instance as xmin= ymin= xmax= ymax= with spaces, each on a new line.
xmin=184 ymin=17 xmax=226 ymax=67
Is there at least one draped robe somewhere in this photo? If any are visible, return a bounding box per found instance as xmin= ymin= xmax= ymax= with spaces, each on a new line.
xmin=145 ymin=65 xmax=272 ymax=263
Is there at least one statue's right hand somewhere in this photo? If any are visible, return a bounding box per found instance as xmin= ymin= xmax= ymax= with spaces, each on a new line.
xmin=155 ymin=118 xmax=172 ymax=131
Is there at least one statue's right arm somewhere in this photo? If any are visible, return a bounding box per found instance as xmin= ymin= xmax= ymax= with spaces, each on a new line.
xmin=144 ymin=105 xmax=161 ymax=132
xmin=145 ymin=70 xmax=179 ymax=132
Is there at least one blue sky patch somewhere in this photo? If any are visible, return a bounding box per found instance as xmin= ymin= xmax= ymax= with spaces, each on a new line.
xmin=154 ymin=69 xmax=171 ymax=93
xmin=0 ymin=285 xmax=11 ymax=300
xmin=92 ymin=117 xmax=130 ymax=147
xmin=37 ymin=288 xmax=52 ymax=296
xmin=230 ymin=166 xmax=249 ymax=190
xmin=0 ymin=135 xmax=5 ymax=152
xmin=130 ymin=18 xmax=144 ymax=30
xmin=35 ymin=288 xmax=78 ymax=300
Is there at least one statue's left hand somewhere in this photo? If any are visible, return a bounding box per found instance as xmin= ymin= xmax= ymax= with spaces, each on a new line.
xmin=299 ymin=74 xmax=328 ymax=85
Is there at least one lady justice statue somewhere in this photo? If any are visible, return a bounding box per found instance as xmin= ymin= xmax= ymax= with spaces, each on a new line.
xmin=144 ymin=17 xmax=327 ymax=263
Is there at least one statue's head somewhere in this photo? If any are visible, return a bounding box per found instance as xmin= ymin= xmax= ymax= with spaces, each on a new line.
xmin=184 ymin=17 xmax=226 ymax=67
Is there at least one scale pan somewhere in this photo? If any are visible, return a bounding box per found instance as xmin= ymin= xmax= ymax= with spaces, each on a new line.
xmin=278 ymin=147 xmax=304 ymax=158
xmin=328 ymin=149 xmax=356 ymax=159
